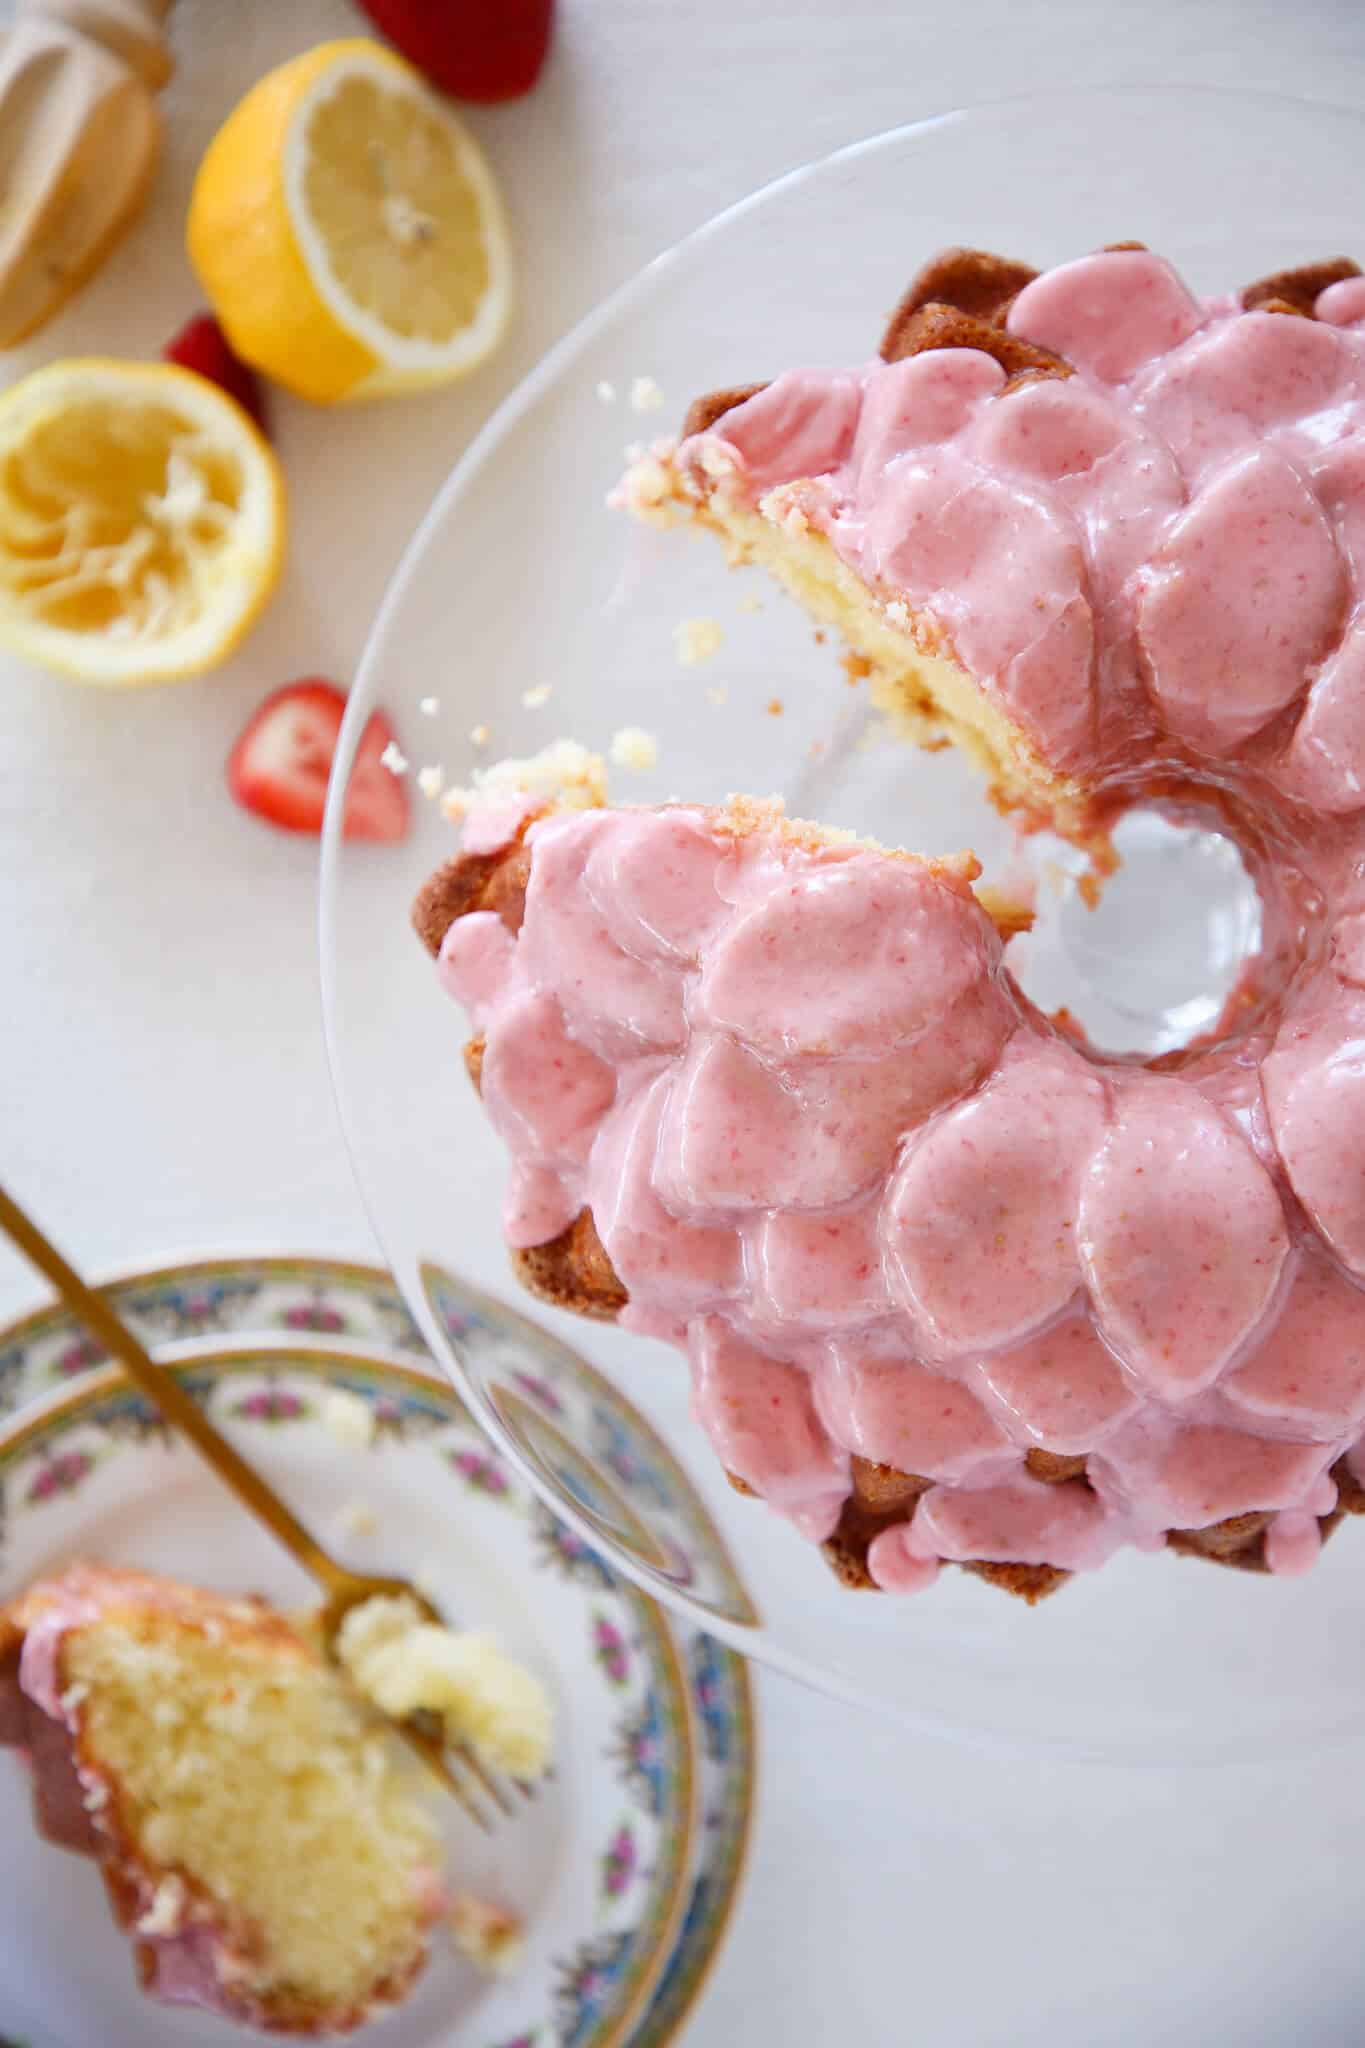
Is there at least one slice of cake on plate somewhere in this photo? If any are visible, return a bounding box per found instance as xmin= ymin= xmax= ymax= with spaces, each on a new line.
xmin=0 ymin=1562 xmax=549 ymax=2032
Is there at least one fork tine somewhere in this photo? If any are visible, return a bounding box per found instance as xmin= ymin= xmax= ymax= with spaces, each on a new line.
xmin=397 ymin=1719 xmax=494 ymax=1832
xmin=452 ymin=1739 xmax=518 ymax=1818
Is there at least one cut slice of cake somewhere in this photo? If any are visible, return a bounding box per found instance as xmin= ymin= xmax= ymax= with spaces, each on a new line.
xmin=0 ymin=1563 xmax=542 ymax=2033
xmin=619 ymin=247 xmax=1110 ymax=849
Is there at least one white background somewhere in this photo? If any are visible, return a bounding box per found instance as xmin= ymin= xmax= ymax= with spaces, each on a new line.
xmin=5 ymin=2 xmax=1365 ymax=2042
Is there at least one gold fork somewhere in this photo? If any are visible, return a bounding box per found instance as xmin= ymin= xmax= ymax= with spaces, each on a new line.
xmin=0 ymin=1182 xmax=524 ymax=1832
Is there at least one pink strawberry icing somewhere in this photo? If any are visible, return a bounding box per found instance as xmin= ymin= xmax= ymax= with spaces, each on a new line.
xmin=433 ymin=249 xmax=1365 ymax=1588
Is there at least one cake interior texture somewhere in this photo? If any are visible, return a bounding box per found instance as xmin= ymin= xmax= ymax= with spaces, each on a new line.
xmin=1 ymin=1567 xmax=441 ymax=2032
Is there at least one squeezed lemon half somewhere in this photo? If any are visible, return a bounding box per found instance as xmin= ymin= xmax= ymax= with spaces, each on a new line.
xmin=0 ymin=359 xmax=284 ymax=684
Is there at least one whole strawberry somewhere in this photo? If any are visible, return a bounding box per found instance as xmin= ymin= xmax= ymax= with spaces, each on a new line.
xmin=355 ymin=0 xmax=554 ymax=102
xmin=164 ymin=313 xmax=270 ymax=437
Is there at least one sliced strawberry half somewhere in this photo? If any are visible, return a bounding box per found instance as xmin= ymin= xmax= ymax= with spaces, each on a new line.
xmin=164 ymin=312 xmax=270 ymax=437
xmin=228 ymin=679 xmax=410 ymax=842
xmin=355 ymin=0 xmax=554 ymax=102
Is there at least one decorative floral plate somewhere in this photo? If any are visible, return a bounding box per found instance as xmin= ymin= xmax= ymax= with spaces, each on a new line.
xmin=0 ymin=1259 xmax=755 ymax=2048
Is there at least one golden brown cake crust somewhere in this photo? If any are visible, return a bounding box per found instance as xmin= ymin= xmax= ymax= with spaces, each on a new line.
xmin=682 ymin=382 xmax=770 ymax=439
xmin=881 ymin=245 xmax=1039 ymax=335
xmin=511 ymin=1210 xmax=628 ymax=1321
xmin=880 ymin=300 xmax=1074 ymax=385
xmin=1242 ymin=256 xmax=1361 ymax=315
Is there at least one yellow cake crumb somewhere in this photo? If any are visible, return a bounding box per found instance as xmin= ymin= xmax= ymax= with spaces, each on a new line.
xmin=321 ymin=1389 xmax=376 ymax=1452
xmin=449 ymin=1893 xmax=526 ymax=1977
xmin=609 ymin=726 xmax=659 ymax=773
xmin=337 ymin=1594 xmax=553 ymax=1781
xmin=417 ymin=765 xmax=444 ymax=802
xmin=137 ymin=1874 xmax=187 ymax=1937
xmin=629 ymin=375 xmax=665 ymax=413
xmin=674 ymin=616 xmax=724 ymax=666
xmin=441 ymin=740 xmax=607 ymax=824
xmin=521 ymin=684 xmax=552 ymax=709
xmin=338 ymin=1501 xmax=380 ymax=1540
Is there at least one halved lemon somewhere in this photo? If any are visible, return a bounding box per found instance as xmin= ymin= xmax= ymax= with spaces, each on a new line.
xmin=0 ymin=359 xmax=285 ymax=685
xmin=186 ymin=39 xmax=513 ymax=405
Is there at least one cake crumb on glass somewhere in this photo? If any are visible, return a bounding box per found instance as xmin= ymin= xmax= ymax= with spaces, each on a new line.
xmin=609 ymin=726 xmax=658 ymax=773
xmin=419 ymin=695 xmax=440 ymax=716
xmin=766 ymin=697 xmax=784 ymax=716
xmin=613 ymin=447 xmax=675 ymax=519
xmin=521 ymin=684 xmax=552 ymax=709
xmin=674 ymin=616 xmax=723 ymax=666
xmin=417 ymin=765 xmax=444 ymax=801
xmin=379 ymin=741 xmax=408 ymax=777
xmin=321 ymin=1388 xmax=376 ymax=1452
xmin=738 ymin=592 xmax=763 ymax=613
xmin=469 ymin=724 xmax=490 ymax=748
xmin=595 ymin=380 xmax=616 ymax=403
xmin=705 ymin=685 xmax=728 ymax=707
xmin=449 ymin=1894 xmax=526 ymax=1977
xmin=629 ymin=375 xmax=664 ymax=413
xmin=441 ymin=739 xmax=607 ymax=824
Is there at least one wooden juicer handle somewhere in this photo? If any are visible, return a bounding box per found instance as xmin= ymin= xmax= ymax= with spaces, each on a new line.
xmin=0 ymin=0 xmax=177 ymax=346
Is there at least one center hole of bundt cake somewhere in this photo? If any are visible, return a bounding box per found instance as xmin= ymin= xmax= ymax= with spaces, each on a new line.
xmin=1011 ymin=808 xmax=1265 ymax=1057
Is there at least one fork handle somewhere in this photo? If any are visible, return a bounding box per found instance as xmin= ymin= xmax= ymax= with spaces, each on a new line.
xmin=0 ymin=1183 xmax=349 ymax=1599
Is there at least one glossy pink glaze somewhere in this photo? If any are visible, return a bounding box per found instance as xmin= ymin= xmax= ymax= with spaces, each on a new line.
xmin=433 ymin=250 xmax=1365 ymax=1587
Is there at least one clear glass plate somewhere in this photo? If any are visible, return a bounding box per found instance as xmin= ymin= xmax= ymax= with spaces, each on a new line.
xmin=322 ymin=87 xmax=1365 ymax=1764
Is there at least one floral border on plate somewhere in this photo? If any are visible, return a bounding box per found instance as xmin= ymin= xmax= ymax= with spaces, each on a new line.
xmin=0 ymin=1347 xmax=693 ymax=2048
xmin=0 ymin=1257 xmax=755 ymax=2048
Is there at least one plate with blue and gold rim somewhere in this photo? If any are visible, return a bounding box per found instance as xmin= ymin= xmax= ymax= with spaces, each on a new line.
xmin=0 ymin=1259 xmax=755 ymax=2048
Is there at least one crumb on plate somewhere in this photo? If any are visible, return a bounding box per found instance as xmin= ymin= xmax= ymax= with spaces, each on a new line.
xmin=449 ymin=1893 xmax=526 ymax=1977
xmin=321 ymin=1389 xmax=376 ymax=1452
xmin=674 ymin=616 xmax=723 ymax=667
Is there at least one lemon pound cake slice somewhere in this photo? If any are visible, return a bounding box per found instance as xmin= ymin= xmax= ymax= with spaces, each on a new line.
xmin=622 ymin=243 xmax=1365 ymax=850
xmin=0 ymin=1564 xmax=444 ymax=2034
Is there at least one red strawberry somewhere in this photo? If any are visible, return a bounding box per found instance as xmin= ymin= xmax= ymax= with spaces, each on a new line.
xmin=355 ymin=0 xmax=554 ymax=102
xmin=228 ymin=680 xmax=410 ymax=842
xmin=164 ymin=313 xmax=270 ymax=437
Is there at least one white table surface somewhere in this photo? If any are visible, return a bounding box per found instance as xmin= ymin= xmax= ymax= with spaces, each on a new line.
xmin=6 ymin=3 xmax=1365 ymax=2042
